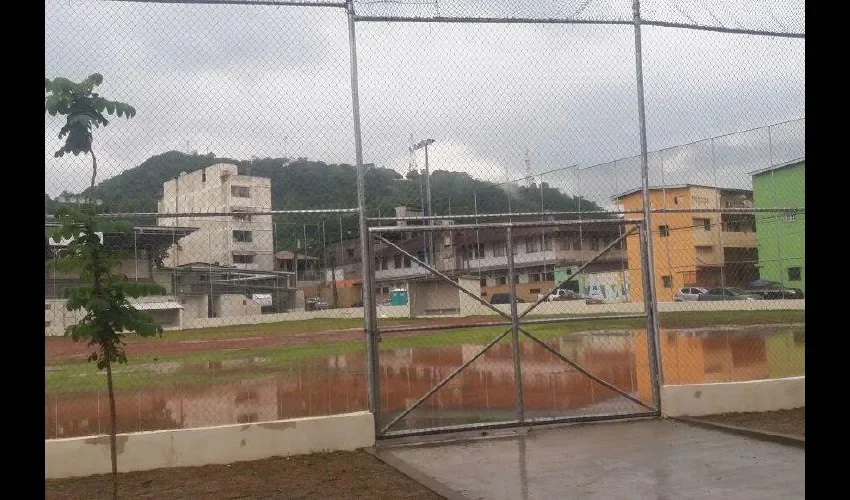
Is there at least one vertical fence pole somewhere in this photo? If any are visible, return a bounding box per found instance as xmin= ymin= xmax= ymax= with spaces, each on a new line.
xmin=633 ymin=0 xmax=664 ymax=408
xmin=639 ymin=226 xmax=662 ymax=411
xmin=346 ymin=0 xmax=380 ymax=430
xmin=506 ymin=227 xmax=525 ymax=422
xmin=768 ymin=125 xmax=785 ymax=287
xmin=712 ymin=138 xmax=726 ymax=289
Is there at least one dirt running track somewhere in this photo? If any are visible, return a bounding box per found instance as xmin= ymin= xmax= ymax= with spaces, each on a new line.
xmin=44 ymin=316 xmax=511 ymax=362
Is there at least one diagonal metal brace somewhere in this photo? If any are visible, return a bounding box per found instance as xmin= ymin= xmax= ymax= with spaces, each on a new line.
xmin=518 ymin=326 xmax=655 ymax=411
xmin=519 ymin=224 xmax=639 ymax=320
xmin=374 ymin=234 xmax=512 ymax=321
xmin=380 ymin=328 xmax=511 ymax=435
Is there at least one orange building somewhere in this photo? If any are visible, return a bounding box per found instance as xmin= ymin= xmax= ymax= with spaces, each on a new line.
xmin=615 ymin=185 xmax=758 ymax=302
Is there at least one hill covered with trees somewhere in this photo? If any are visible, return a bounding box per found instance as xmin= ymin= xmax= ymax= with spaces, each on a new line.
xmin=46 ymin=151 xmax=604 ymax=252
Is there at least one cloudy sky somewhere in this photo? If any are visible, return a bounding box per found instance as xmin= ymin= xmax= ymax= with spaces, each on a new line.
xmin=44 ymin=0 xmax=804 ymax=208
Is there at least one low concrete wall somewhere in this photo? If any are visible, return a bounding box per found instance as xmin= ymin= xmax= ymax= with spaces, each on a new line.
xmin=485 ymin=299 xmax=803 ymax=318
xmin=181 ymin=305 xmax=410 ymax=329
xmin=46 ymin=411 xmax=375 ymax=479
xmin=660 ymin=376 xmax=805 ymax=417
xmin=46 ymin=298 xmax=802 ymax=336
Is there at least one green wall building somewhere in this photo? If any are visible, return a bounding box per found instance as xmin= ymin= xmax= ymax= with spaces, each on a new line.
xmin=751 ymin=160 xmax=805 ymax=290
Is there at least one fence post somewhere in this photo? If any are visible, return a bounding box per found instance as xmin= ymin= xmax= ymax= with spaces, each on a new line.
xmin=639 ymin=225 xmax=663 ymax=412
xmin=346 ymin=0 xmax=381 ymax=430
xmin=506 ymin=227 xmax=525 ymax=422
xmin=633 ymin=0 xmax=664 ymax=410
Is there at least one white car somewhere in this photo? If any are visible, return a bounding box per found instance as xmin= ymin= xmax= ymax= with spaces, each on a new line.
xmin=674 ymin=287 xmax=707 ymax=302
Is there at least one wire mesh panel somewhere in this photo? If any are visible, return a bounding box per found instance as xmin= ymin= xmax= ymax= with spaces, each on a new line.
xmin=370 ymin=217 xmax=658 ymax=437
xmin=44 ymin=0 xmax=369 ymax=439
xmin=45 ymin=0 xmax=804 ymax=446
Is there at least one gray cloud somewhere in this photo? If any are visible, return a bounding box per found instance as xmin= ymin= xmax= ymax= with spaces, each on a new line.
xmin=45 ymin=0 xmax=804 ymax=206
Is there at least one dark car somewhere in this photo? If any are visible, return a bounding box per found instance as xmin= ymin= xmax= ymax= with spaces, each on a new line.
xmin=697 ymin=287 xmax=760 ymax=301
xmin=489 ymin=293 xmax=525 ymax=305
xmin=744 ymin=279 xmax=805 ymax=299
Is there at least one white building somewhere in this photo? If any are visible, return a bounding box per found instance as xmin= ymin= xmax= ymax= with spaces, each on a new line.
xmin=157 ymin=164 xmax=274 ymax=271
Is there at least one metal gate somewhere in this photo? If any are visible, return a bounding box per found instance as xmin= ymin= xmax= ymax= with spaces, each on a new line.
xmin=364 ymin=217 xmax=662 ymax=439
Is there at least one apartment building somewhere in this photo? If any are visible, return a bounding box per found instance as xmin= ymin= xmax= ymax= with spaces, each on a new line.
xmin=751 ymin=160 xmax=805 ymax=290
xmin=157 ymin=163 xmax=274 ymax=271
xmin=370 ymin=214 xmax=626 ymax=303
xmin=615 ymin=184 xmax=758 ymax=302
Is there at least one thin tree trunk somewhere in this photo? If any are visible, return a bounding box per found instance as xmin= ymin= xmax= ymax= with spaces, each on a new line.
xmin=89 ymin=149 xmax=98 ymax=201
xmin=105 ymin=352 xmax=118 ymax=500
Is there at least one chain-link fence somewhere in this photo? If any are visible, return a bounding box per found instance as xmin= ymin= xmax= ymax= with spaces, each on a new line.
xmin=45 ymin=0 xmax=804 ymax=441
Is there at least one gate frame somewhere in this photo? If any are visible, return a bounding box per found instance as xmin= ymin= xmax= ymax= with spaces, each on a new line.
xmin=368 ymin=218 xmax=663 ymax=439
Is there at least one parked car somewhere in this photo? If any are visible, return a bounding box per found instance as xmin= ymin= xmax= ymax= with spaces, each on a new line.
xmin=489 ymin=293 xmax=525 ymax=305
xmin=744 ymin=279 xmax=805 ymax=300
xmin=549 ymin=289 xmax=604 ymax=305
xmin=305 ymin=297 xmax=329 ymax=310
xmin=697 ymin=287 xmax=760 ymax=301
xmin=674 ymin=287 xmax=708 ymax=302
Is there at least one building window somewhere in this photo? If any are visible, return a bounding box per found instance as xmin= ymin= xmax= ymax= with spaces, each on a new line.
xmin=662 ymin=275 xmax=673 ymax=288
xmin=529 ymin=288 xmax=541 ymax=294
xmin=444 ymin=235 xmax=452 ymax=247
xmin=233 ymin=254 xmax=254 ymax=264
xmin=694 ymin=218 xmax=711 ymax=231
xmin=788 ymin=267 xmax=801 ymax=281
xmin=480 ymin=278 xmax=487 ymax=287
xmin=559 ymin=237 xmax=570 ymax=250
xmin=493 ymin=242 xmax=506 ymax=257
xmin=659 ymin=225 xmax=670 ymax=237
xmin=543 ymin=237 xmax=553 ymax=251
xmin=232 ymin=210 xmax=252 ymax=222
xmin=784 ymin=212 xmax=797 ymax=222
xmin=403 ymin=256 xmax=411 ymax=268
xmin=393 ymin=254 xmax=402 ymax=269
xmin=512 ymin=240 xmax=519 ymax=255
xmin=231 ymin=185 xmax=250 ymax=198
xmin=530 ymin=274 xmax=540 ymax=283
xmin=381 ymin=258 xmax=388 ymax=270
xmin=498 ymin=276 xmax=507 ymax=285
xmin=347 ymin=248 xmax=355 ymax=258
xmin=590 ymin=238 xmax=599 ymax=251
xmin=514 ymin=275 xmax=520 ymax=284
xmin=574 ymin=239 xmax=582 ymax=251
xmin=525 ymin=237 xmax=538 ymax=253
xmin=232 ymin=230 xmax=252 ymax=243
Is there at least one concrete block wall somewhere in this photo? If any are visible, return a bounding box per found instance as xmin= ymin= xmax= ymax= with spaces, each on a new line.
xmin=46 ymin=411 xmax=375 ymax=479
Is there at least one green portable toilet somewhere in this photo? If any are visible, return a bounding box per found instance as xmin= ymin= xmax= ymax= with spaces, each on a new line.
xmin=390 ymin=288 xmax=409 ymax=306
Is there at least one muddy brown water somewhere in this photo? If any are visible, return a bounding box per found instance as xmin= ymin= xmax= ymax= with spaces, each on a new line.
xmin=45 ymin=326 xmax=803 ymax=439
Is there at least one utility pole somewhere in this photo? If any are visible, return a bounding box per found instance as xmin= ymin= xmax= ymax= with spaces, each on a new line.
xmin=411 ymin=138 xmax=435 ymax=265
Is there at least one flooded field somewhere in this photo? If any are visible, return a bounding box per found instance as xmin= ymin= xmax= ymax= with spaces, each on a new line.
xmin=45 ymin=325 xmax=804 ymax=439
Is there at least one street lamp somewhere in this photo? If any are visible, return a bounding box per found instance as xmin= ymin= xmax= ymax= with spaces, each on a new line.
xmin=410 ymin=139 xmax=435 ymax=265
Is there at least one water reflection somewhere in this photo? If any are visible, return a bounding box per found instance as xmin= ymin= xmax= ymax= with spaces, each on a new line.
xmin=45 ymin=326 xmax=804 ymax=439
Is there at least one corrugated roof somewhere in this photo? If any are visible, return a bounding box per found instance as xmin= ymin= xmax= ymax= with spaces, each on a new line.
xmin=611 ymin=184 xmax=752 ymax=200
xmin=749 ymin=158 xmax=805 ymax=177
